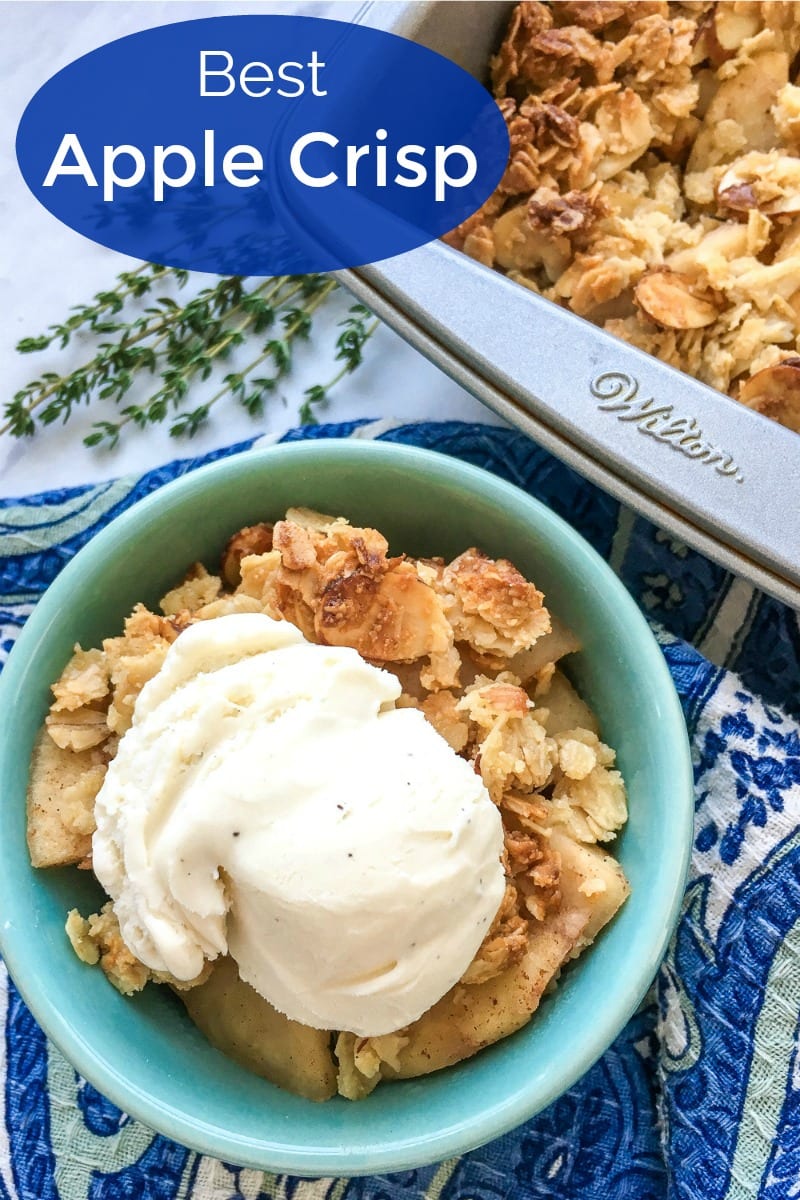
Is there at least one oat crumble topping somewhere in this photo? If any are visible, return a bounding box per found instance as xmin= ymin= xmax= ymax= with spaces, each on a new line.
xmin=446 ymin=1 xmax=800 ymax=431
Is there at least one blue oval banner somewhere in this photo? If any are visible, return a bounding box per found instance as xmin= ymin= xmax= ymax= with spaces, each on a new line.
xmin=16 ymin=15 xmax=510 ymax=274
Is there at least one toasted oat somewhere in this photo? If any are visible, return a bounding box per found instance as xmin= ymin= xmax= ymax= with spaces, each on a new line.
xmin=105 ymin=644 xmax=171 ymax=736
xmin=501 ymin=790 xmax=548 ymax=831
xmin=461 ymin=881 xmax=529 ymax=985
xmin=420 ymin=690 xmax=470 ymax=753
xmin=220 ymin=522 xmax=274 ymax=587
xmin=45 ymin=707 xmax=109 ymax=752
xmin=335 ymin=1031 xmax=410 ymax=1100
xmin=66 ymin=902 xmax=212 ymax=996
xmin=549 ymin=729 xmax=628 ymax=842
xmin=195 ymin=593 xmax=265 ymax=620
xmin=438 ymin=548 xmax=551 ymax=661
xmin=50 ymin=647 xmax=109 ymax=713
xmin=235 ymin=550 xmax=283 ymax=610
xmin=773 ymin=82 xmax=800 ymax=143
xmin=102 ymin=605 xmax=178 ymax=736
xmin=557 ymin=733 xmax=599 ymax=780
xmin=66 ymin=902 xmax=151 ymax=995
xmin=160 ymin=564 xmax=222 ymax=616
xmin=458 ymin=672 xmax=558 ymax=801
xmin=262 ymin=516 xmax=458 ymax=670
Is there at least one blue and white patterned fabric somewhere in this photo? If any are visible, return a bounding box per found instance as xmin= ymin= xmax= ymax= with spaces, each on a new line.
xmin=1 ymin=419 xmax=798 ymax=1200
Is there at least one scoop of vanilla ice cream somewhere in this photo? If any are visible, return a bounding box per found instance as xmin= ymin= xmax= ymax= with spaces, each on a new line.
xmin=92 ymin=613 xmax=505 ymax=1035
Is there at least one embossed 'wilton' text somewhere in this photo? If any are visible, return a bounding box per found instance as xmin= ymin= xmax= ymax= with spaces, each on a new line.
xmin=590 ymin=371 xmax=744 ymax=482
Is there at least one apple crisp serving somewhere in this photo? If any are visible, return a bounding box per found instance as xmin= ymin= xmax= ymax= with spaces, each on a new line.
xmin=446 ymin=1 xmax=800 ymax=431
xmin=28 ymin=508 xmax=629 ymax=1101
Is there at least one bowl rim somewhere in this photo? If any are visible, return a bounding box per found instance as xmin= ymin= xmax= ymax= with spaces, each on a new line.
xmin=0 ymin=437 xmax=693 ymax=1174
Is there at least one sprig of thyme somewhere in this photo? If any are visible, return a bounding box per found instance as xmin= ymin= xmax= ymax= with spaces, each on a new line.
xmin=299 ymin=304 xmax=380 ymax=425
xmin=3 ymin=265 xmax=377 ymax=447
xmin=15 ymin=263 xmax=173 ymax=354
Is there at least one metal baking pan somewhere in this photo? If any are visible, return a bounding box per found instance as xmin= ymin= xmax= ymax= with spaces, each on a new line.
xmin=337 ymin=1 xmax=800 ymax=610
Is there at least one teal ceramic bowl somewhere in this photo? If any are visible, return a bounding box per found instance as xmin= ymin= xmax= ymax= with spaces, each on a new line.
xmin=0 ymin=439 xmax=692 ymax=1175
